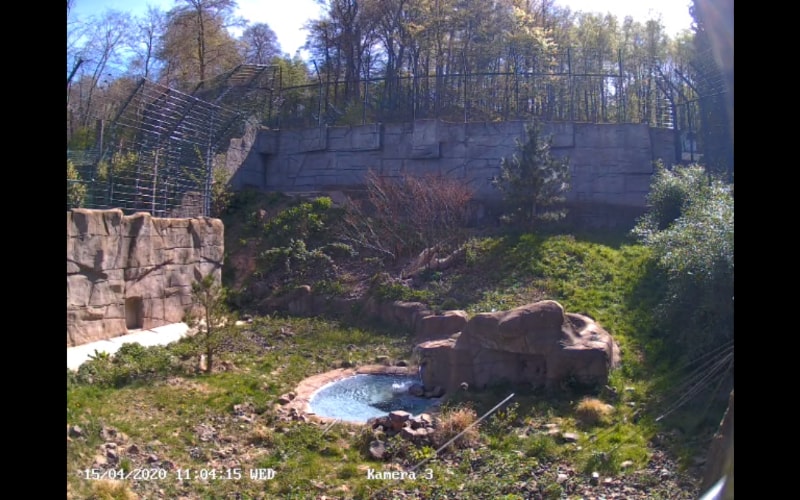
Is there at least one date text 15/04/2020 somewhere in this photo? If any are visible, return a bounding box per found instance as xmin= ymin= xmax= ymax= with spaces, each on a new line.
xmin=82 ymin=468 xmax=277 ymax=481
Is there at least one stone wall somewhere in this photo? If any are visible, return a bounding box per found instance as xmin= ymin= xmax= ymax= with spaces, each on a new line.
xmin=230 ymin=119 xmax=676 ymax=226
xmin=67 ymin=209 xmax=224 ymax=347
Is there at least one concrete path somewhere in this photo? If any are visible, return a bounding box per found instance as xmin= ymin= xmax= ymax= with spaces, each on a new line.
xmin=67 ymin=323 xmax=192 ymax=371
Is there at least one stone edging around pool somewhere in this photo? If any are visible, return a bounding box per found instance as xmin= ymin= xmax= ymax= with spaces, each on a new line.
xmin=279 ymin=364 xmax=418 ymax=425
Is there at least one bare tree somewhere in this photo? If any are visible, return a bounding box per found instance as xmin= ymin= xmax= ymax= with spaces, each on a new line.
xmin=130 ymin=5 xmax=166 ymax=80
xmin=67 ymin=9 xmax=134 ymax=144
xmin=240 ymin=22 xmax=281 ymax=64
xmin=341 ymin=170 xmax=473 ymax=264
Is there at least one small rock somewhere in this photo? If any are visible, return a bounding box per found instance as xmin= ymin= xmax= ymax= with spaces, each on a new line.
xmin=127 ymin=444 xmax=140 ymax=455
xmin=400 ymin=427 xmax=419 ymax=440
xmin=106 ymin=448 xmax=119 ymax=461
xmin=147 ymin=454 xmax=160 ymax=463
xmin=620 ymin=460 xmax=634 ymax=469
xmin=590 ymin=471 xmax=600 ymax=485
xmin=561 ymin=432 xmax=579 ymax=443
xmin=369 ymin=440 xmax=386 ymax=460
xmin=424 ymin=386 xmax=445 ymax=398
xmin=408 ymin=383 xmax=425 ymax=397
xmin=100 ymin=426 xmax=118 ymax=441
xmin=69 ymin=425 xmax=83 ymax=438
xmin=395 ymin=359 xmax=409 ymax=367
xmin=557 ymin=473 xmax=568 ymax=484
xmin=389 ymin=410 xmax=412 ymax=426
xmin=233 ymin=402 xmax=256 ymax=415
xmin=277 ymin=395 xmax=292 ymax=405
xmin=376 ymin=355 xmax=390 ymax=364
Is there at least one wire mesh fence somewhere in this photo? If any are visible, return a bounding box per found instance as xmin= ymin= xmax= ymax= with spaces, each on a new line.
xmin=67 ymin=65 xmax=278 ymax=217
xmin=68 ymin=77 xmax=248 ymax=218
xmin=268 ymin=49 xmax=683 ymax=131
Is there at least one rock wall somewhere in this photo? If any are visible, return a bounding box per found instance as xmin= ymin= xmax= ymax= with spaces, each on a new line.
xmin=231 ymin=119 xmax=676 ymax=226
xmin=67 ymin=209 xmax=224 ymax=347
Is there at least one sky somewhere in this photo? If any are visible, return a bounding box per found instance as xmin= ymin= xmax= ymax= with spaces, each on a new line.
xmin=69 ymin=0 xmax=695 ymax=59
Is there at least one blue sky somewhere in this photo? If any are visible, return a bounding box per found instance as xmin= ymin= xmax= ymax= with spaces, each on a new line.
xmin=69 ymin=0 xmax=694 ymax=58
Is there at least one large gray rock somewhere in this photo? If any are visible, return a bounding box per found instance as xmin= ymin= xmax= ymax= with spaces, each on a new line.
xmin=416 ymin=300 xmax=620 ymax=391
xmin=67 ymin=209 xmax=224 ymax=346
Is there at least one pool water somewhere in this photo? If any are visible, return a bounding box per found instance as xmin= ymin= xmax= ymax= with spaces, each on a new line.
xmin=308 ymin=374 xmax=439 ymax=423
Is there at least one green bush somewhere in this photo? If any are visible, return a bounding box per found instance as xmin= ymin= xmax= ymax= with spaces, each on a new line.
xmin=74 ymin=343 xmax=179 ymax=387
xmin=67 ymin=160 xmax=87 ymax=209
xmin=632 ymin=164 xmax=733 ymax=359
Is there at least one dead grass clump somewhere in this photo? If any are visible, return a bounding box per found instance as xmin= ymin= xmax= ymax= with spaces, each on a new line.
xmin=575 ymin=397 xmax=614 ymax=427
xmin=434 ymin=406 xmax=480 ymax=450
xmin=89 ymin=480 xmax=138 ymax=500
xmin=247 ymin=425 xmax=275 ymax=446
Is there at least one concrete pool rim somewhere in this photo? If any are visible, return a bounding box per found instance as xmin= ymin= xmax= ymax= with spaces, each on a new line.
xmin=282 ymin=364 xmax=440 ymax=425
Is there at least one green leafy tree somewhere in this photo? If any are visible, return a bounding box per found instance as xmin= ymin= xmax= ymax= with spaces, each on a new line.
xmin=492 ymin=121 xmax=570 ymax=226
xmin=159 ymin=0 xmax=244 ymax=91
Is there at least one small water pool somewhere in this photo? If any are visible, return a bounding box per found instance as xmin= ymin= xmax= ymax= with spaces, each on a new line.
xmin=308 ymin=374 xmax=439 ymax=423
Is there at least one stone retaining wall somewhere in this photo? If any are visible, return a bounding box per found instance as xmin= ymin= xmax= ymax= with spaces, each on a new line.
xmin=67 ymin=209 xmax=224 ymax=347
xmin=230 ymin=119 xmax=676 ymax=226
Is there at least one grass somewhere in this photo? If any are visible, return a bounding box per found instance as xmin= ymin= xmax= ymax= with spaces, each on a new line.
xmin=66 ymin=228 xmax=713 ymax=499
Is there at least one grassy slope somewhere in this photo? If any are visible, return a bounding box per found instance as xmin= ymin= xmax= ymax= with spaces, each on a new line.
xmin=67 ymin=225 xmax=713 ymax=499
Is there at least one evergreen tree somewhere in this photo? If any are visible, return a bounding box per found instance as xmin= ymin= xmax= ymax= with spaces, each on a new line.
xmin=492 ymin=121 xmax=571 ymax=226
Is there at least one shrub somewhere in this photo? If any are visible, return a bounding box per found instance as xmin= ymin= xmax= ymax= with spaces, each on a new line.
xmin=633 ymin=164 xmax=733 ymax=360
xmin=74 ymin=343 xmax=180 ymax=388
xmin=341 ymin=170 xmax=473 ymax=261
xmin=632 ymin=162 xmax=714 ymax=235
xmin=209 ymin=156 xmax=234 ymax=217
xmin=67 ymin=160 xmax=87 ymax=209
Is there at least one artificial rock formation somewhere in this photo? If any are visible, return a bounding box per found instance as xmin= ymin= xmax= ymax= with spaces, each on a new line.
xmin=67 ymin=209 xmax=223 ymax=347
xmin=415 ymin=300 xmax=620 ymax=391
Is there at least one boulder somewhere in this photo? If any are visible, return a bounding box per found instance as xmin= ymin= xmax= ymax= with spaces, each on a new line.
xmin=415 ymin=310 xmax=469 ymax=341
xmin=415 ymin=300 xmax=620 ymax=391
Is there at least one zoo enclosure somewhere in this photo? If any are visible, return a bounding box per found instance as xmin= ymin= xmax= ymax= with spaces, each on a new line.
xmin=68 ymin=45 xmax=726 ymax=216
